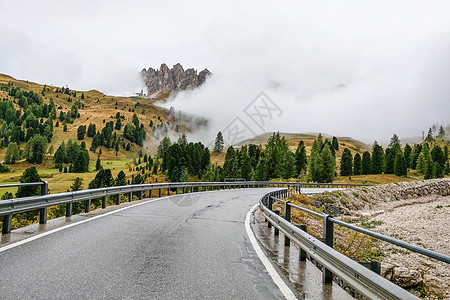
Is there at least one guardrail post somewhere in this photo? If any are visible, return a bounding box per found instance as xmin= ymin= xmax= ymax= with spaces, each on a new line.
xmin=66 ymin=203 xmax=72 ymax=217
xmin=39 ymin=181 xmax=49 ymax=224
xmin=159 ymin=189 xmax=162 ymax=197
xmin=268 ymin=196 xmax=273 ymax=228
xmin=2 ymin=214 xmax=12 ymax=234
xmin=183 ymin=187 xmax=186 ymax=193
xmin=274 ymin=211 xmax=280 ymax=236
xmin=323 ymin=214 xmax=334 ymax=284
xmin=176 ymin=187 xmax=178 ymax=194
xmin=167 ymin=188 xmax=170 ymax=196
xmin=128 ymin=192 xmax=132 ymax=202
xmin=284 ymin=202 xmax=291 ymax=246
xmin=139 ymin=191 xmax=143 ymax=200
xmin=115 ymin=194 xmax=121 ymax=205
xmin=297 ymin=225 xmax=307 ymax=261
xmin=149 ymin=189 xmax=153 ymax=198
xmin=102 ymin=196 xmax=107 ymax=209
xmin=85 ymin=199 xmax=91 ymax=212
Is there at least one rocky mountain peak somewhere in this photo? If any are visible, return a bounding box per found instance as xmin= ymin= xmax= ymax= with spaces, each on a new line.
xmin=140 ymin=63 xmax=211 ymax=96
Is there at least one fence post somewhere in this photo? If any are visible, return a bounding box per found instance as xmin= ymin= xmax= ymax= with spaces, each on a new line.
xmin=102 ymin=196 xmax=107 ymax=209
xmin=84 ymin=199 xmax=91 ymax=213
xmin=39 ymin=181 xmax=49 ymax=224
xmin=297 ymin=225 xmax=307 ymax=261
xmin=323 ymin=214 xmax=334 ymax=284
xmin=268 ymin=196 xmax=273 ymax=228
xmin=66 ymin=203 xmax=72 ymax=217
xmin=274 ymin=211 xmax=280 ymax=236
xmin=2 ymin=214 xmax=12 ymax=234
xmin=284 ymin=202 xmax=291 ymax=246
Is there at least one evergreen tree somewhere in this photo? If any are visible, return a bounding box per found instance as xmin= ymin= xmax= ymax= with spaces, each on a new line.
xmin=431 ymin=145 xmax=446 ymax=169
xmin=425 ymin=128 xmax=434 ymax=142
xmin=239 ymin=148 xmax=252 ymax=180
xmin=332 ymin=136 xmax=339 ymax=151
xmin=388 ymin=134 xmax=402 ymax=154
xmin=115 ymin=170 xmax=127 ymax=186
xmin=115 ymin=118 xmax=122 ymax=130
xmin=438 ymin=125 xmax=446 ymax=138
xmin=89 ymin=168 xmax=114 ymax=188
xmin=294 ymin=140 xmax=307 ymax=176
xmin=5 ymin=142 xmax=20 ymax=164
xmin=214 ymin=131 xmax=224 ymax=153
xmin=309 ymin=135 xmax=323 ymax=182
xmin=95 ymin=155 xmax=101 ymax=171
xmin=410 ymin=144 xmax=422 ymax=169
xmin=16 ymin=166 xmax=41 ymax=198
xmin=87 ymin=123 xmax=96 ymax=137
xmin=318 ymin=144 xmax=335 ymax=183
xmin=70 ymin=177 xmax=83 ymax=191
xmin=433 ymin=162 xmax=444 ymax=178
xmin=371 ymin=141 xmax=384 ymax=174
xmin=26 ymin=134 xmax=47 ymax=164
xmin=73 ymin=149 xmax=89 ymax=173
xmin=254 ymin=157 xmax=269 ymax=181
xmin=353 ymin=153 xmax=361 ymax=175
xmin=403 ymin=144 xmax=412 ymax=169
xmin=361 ymin=151 xmax=371 ymax=175
xmin=340 ymin=148 xmax=353 ymax=176
xmin=77 ymin=125 xmax=86 ymax=140
xmin=384 ymin=150 xmax=395 ymax=174
xmin=394 ymin=153 xmax=407 ymax=176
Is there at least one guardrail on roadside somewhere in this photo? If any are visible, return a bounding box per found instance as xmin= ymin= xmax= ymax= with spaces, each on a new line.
xmin=0 ymin=180 xmax=371 ymax=235
xmin=259 ymin=189 xmax=450 ymax=300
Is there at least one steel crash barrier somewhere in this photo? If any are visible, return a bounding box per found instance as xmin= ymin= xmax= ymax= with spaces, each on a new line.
xmin=259 ymin=189 xmax=450 ymax=300
xmin=0 ymin=180 xmax=369 ymax=234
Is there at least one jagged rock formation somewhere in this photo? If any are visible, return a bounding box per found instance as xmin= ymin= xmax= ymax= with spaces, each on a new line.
xmin=140 ymin=63 xmax=211 ymax=96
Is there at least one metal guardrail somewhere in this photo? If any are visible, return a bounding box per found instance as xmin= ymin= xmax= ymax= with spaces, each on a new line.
xmin=259 ymin=189 xmax=450 ymax=300
xmin=0 ymin=180 xmax=368 ymax=234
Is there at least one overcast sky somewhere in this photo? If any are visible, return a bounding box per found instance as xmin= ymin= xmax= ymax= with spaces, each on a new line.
xmin=0 ymin=0 xmax=449 ymax=143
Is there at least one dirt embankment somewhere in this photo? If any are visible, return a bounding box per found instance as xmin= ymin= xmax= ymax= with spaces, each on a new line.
xmin=311 ymin=179 xmax=449 ymax=299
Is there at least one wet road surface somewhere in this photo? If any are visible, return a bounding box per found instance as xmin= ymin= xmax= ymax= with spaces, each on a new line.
xmin=0 ymin=189 xmax=293 ymax=299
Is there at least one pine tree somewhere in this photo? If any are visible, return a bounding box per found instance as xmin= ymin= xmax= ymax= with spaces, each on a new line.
xmin=425 ymin=128 xmax=434 ymax=142
xmin=340 ymin=148 xmax=353 ymax=176
xmin=433 ymin=162 xmax=444 ymax=178
xmin=254 ymin=157 xmax=269 ymax=181
xmin=5 ymin=142 xmax=20 ymax=164
xmin=403 ymin=144 xmax=412 ymax=169
xmin=384 ymin=150 xmax=395 ymax=174
xmin=26 ymin=134 xmax=47 ymax=164
xmin=438 ymin=125 xmax=445 ymax=138
xmin=214 ymin=131 xmax=224 ymax=153
xmin=16 ymin=166 xmax=41 ymax=198
xmin=332 ymin=136 xmax=339 ymax=151
xmin=294 ymin=140 xmax=307 ymax=176
xmin=96 ymin=155 xmax=101 ymax=171
xmin=394 ymin=153 xmax=407 ymax=176
xmin=70 ymin=177 xmax=83 ymax=191
xmin=361 ymin=151 xmax=371 ymax=175
xmin=371 ymin=141 xmax=384 ymax=174
xmin=318 ymin=144 xmax=335 ymax=183
xmin=353 ymin=153 xmax=361 ymax=175
xmin=388 ymin=134 xmax=402 ymax=154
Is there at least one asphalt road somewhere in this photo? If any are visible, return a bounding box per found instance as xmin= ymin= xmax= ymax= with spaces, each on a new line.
xmin=0 ymin=188 xmax=293 ymax=299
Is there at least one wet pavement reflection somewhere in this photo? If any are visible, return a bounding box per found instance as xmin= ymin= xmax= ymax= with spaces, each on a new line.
xmin=252 ymin=210 xmax=353 ymax=300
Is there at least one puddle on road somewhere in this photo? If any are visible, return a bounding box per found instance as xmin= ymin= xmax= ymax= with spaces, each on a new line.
xmin=251 ymin=210 xmax=353 ymax=300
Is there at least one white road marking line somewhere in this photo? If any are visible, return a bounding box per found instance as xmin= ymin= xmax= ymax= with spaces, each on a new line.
xmin=245 ymin=204 xmax=298 ymax=300
xmin=0 ymin=197 xmax=167 ymax=253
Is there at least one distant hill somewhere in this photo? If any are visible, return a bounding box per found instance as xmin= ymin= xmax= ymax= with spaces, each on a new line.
xmin=236 ymin=132 xmax=371 ymax=155
xmin=0 ymin=73 xmax=206 ymax=158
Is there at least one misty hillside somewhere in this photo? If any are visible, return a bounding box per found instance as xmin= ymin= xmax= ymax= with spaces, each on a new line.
xmin=0 ymin=74 xmax=206 ymax=158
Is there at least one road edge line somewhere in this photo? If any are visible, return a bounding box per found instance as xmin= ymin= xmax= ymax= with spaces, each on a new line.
xmin=245 ymin=204 xmax=298 ymax=300
xmin=0 ymin=196 xmax=169 ymax=253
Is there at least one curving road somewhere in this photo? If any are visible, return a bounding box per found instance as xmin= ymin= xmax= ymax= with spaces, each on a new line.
xmin=0 ymin=187 xmax=344 ymax=299
xmin=0 ymin=188 xmax=294 ymax=299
